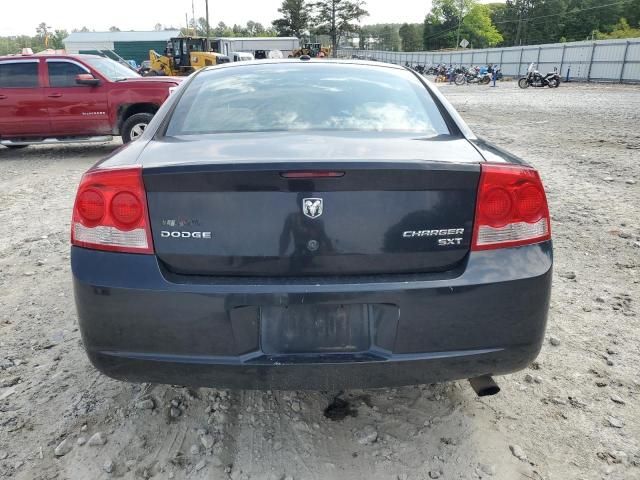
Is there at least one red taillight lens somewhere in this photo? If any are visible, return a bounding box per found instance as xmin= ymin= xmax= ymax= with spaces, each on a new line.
xmin=482 ymin=187 xmax=512 ymax=226
xmin=472 ymin=164 xmax=551 ymax=251
xmin=111 ymin=191 xmax=143 ymax=227
xmin=76 ymin=189 xmax=105 ymax=224
xmin=71 ymin=167 xmax=153 ymax=254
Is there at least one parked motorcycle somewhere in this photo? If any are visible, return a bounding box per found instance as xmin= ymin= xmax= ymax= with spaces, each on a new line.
xmin=455 ymin=66 xmax=492 ymax=85
xmin=519 ymin=63 xmax=561 ymax=88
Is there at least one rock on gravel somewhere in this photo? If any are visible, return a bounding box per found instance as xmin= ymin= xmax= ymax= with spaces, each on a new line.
xmin=54 ymin=438 xmax=73 ymax=457
xmin=355 ymin=425 xmax=378 ymax=445
xmin=88 ymin=432 xmax=107 ymax=446
xmin=509 ymin=444 xmax=527 ymax=461
xmin=607 ymin=416 xmax=624 ymax=428
xmin=549 ymin=336 xmax=561 ymax=346
xmin=103 ymin=459 xmax=115 ymax=474
xmin=610 ymin=395 xmax=625 ymax=405
xmin=135 ymin=398 xmax=155 ymax=410
xmin=200 ymin=433 xmax=215 ymax=449
xmin=0 ymin=376 xmax=20 ymax=388
xmin=477 ymin=463 xmax=495 ymax=476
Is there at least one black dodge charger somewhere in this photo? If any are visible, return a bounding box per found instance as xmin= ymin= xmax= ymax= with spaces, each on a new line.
xmin=71 ymin=60 xmax=552 ymax=393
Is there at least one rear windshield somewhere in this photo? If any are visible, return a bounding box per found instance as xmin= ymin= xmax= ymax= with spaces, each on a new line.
xmin=165 ymin=63 xmax=450 ymax=137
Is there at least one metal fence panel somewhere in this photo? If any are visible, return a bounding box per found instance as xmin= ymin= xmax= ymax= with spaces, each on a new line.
xmin=539 ymin=47 xmax=563 ymax=63
xmin=339 ymin=38 xmax=640 ymax=83
xmin=590 ymin=62 xmax=625 ymax=80
xmin=594 ymin=43 xmax=627 ymax=61
xmin=623 ymin=62 xmax=640 ymax=81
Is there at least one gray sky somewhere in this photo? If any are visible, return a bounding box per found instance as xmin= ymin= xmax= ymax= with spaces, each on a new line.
xmin=1 ymin=0 xmax=502 ymax=37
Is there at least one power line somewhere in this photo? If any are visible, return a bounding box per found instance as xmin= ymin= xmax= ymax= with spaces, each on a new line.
xmin=420 ymin=0 xmax=636 ymax=48
xmin=494 ymin=0 xmax=634 ymax=26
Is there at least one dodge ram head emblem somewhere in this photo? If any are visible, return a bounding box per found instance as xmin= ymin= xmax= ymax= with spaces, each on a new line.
xmin=302 ymin=198 xmax=323 ymax=219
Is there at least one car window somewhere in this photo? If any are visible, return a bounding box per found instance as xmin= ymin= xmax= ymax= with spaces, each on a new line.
xmin=82 ymin=56 xmax=140 ymax=81
xmin=166 ymin=64 xmax=450 ymax=137
xmin=0 ymin=62 xmax=39 ymax=88
xmin=47 ymin=61 xmax=88 ymax=87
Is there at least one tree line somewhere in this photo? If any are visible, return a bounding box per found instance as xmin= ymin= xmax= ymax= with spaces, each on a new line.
xmin=2 ymin=0 xmax=639 ymax=57
xmin=271 ymin=0 xmax=640 ymax=51
xmin=384 ymin=0 xmax=640 ymax=52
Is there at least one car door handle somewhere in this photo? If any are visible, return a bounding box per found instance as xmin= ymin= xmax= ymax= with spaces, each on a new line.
xmin=47 ymin=93 xmax=63 ymax=98
xmin=0 ymin=95 xmax=7 ymax=100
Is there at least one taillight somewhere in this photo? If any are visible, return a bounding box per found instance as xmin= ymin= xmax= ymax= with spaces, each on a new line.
xmin=71 ymin=167 xmax=153 ymax=254
xmin=472 ymin=164 xmax=551 ymax=251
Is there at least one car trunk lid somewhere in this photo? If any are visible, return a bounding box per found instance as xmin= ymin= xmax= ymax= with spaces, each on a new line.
xmin=141 ymin=133 xmax=482 ymax=276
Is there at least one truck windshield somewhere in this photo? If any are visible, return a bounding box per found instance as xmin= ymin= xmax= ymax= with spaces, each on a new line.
xmin=166 ymin=63 xmax=450 ymax=136
xmin=83 ymin=57 xmax=140 ymax=81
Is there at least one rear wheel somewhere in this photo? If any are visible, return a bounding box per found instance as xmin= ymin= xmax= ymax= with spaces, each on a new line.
xmin=481 ymin=76 xmax=491 ymax=85
xmin=454 ymin=74 xmax=466 ymax=86
xmin=518 ymin=78 xmax=530 ymax=89
xmin=121 ymin=113 xmax=154 ymax=143
xmin=4 ymin=145 xmax=28 ymax=149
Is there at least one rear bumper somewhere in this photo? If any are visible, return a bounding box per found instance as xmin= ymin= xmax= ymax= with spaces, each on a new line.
xmin=72 ymin=242 xmax=552 ymax=390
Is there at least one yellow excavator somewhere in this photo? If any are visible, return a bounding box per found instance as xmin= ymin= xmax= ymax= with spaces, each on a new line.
xmin=147 ymin=37 xmax=230 ymax=76
xmin=290 ymin=43 xmax=331 ymax=58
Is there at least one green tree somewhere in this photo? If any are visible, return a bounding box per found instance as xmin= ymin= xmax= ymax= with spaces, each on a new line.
xmin=423 ymin=0 xmax=475 ymax=50
xmin=399 ymin=23 xmax=423 ymax=51
xmin=36 ymin=22 xmax=51 ymax=48
xmin=109 ymin=26 xmax=120 ymax=32
xmin=51 ymin=29 xmax=68 ymax=49
xmin=272 ymin=0 xmax=311 ymax=37
xmin=461 ymin=4 xmax=503 ymax=47
xmin=596 ymin=18 xmax=640 ymax=39
xmin=312 ymin=0 xmax=369 ymax=57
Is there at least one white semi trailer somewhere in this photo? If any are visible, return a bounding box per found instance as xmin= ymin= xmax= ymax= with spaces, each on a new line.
xmin=212 ymin=37 xmax=300 ymax=59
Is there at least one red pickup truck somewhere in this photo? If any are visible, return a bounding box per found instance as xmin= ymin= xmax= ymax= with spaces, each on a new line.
xmin=0 ymin=54 xmax=181 ymax=147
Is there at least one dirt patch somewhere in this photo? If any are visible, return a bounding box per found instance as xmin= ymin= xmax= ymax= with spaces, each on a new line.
xmin=324 ymin=394 xmax=359 ymax=421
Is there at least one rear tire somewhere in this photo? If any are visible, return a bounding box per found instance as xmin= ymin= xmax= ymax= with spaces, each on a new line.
xmin=518 ymin=78 xmax=530 ymax=89
xmin=481 ymin=76 xmax=491 ymax=85
xmin=121 ymin=113 xmax=154 ymax=143
xmin=454 ymin=74 xmax=466 ymax=86
xmin=4 ymin=145 xmax=28 ymax=149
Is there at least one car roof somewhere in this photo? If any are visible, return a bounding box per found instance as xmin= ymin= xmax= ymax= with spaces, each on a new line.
xmin=0 ymin=53 xmax=105 ymax=61
xmin=201 ymin=58 xmax=406 ymax=73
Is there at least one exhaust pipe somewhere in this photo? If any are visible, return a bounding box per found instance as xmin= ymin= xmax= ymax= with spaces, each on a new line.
xmin=468 ymin=375 xmax=500 ymax=397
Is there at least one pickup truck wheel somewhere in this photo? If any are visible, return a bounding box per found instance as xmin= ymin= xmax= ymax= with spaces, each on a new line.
xmin=5 ymin=145 xmax=28 ymax=149
xmin=121 ymin=113 xmax=154 ymax=143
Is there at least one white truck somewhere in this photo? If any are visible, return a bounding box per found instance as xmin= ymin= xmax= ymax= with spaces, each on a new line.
xmin=212 ymin=37 xmax=300 ymax=59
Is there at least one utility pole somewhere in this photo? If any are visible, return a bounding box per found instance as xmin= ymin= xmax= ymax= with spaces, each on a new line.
xmin=205 ymin=0 xmax=210 ymax=45
xmin=192 ymin=0 xmax=196 ymax=36
xmin=455 ymin=0 xmax=464 ymax=49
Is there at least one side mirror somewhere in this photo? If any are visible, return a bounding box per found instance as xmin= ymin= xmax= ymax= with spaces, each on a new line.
xmin=75 ymin=74 xmax=100 ymax=86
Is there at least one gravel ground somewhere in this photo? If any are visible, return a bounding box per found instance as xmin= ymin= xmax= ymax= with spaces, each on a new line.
xmin=0 ymin=82 xmax=638 ymax=480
